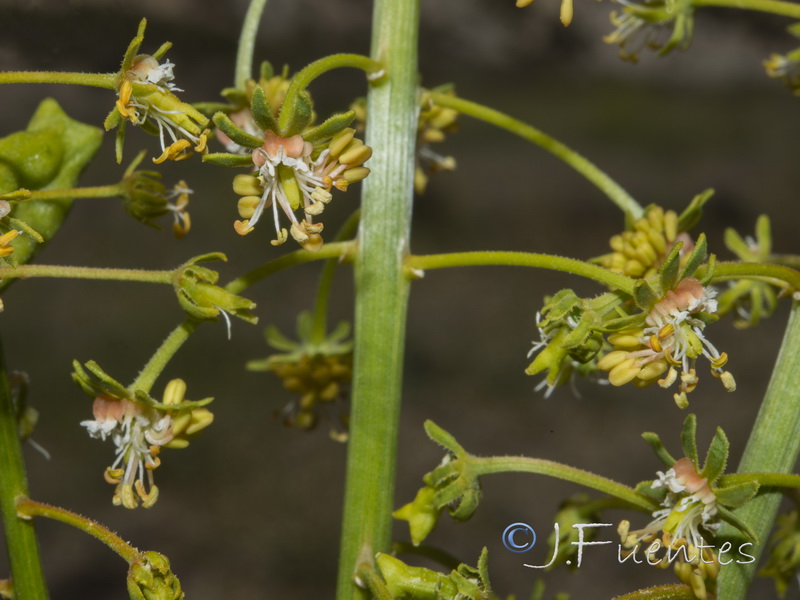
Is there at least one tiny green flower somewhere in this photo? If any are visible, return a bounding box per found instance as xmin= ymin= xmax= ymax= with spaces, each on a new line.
xmin=603 ymin=0 xmax=694 ymax=63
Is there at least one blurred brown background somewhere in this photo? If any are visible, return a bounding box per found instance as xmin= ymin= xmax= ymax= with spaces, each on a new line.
xmin=0 ymin=0 xmax=798 ymax=598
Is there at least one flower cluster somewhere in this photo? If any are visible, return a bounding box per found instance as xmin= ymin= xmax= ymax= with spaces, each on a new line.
xmin=74 ymin=362 xmax=213 ymax=509
xmin=603 ymin=0 xmax=694 ymax=63
xmin=205 ymin=69 xmax=372 ymax=251
xmin=595 ymin=205 xmax=691 ymax=278
xmin=597 ymin=277 xmax=734 ymax=408
xmin=764 ymin=48 xmax=800 ymax=95
xmin=247 ymin=312 xmax=352 ymax=439
xmin=619 ymin=416 xmax=759 ymax=599
xmin=119 ymin=151 xmax=193 ymax=238
xmin=105 ymin=19 xmax=210 ymax=164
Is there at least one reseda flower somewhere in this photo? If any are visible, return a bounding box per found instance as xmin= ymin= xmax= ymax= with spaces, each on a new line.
xmin=79 ymin=377 xmax=213 ymax=509
xmin=603 ymin=0 xmax=695 ymax=63
xmin=764 ymin=48 xmax=800 ymax=95
xmin=105 ymin=19 xmax=210 ymax=164
xmin=597 ymin=278 xmax=734 ymax=407
xmin=208 ymin=80 xmax=372 ymax=250
xmin=619 ymin=458 xmax=720 ymax=599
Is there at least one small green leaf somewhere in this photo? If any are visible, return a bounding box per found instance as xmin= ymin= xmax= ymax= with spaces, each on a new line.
xmin=303 ymin=111 xmax=356 ymax=144
xmin=202 ymin=152 xmax=254 ymax=167
xmin=714 ymin=481 xmax=759 ymax=508
xmin=279 ymin=89 xmax=314 ymax=137
xmin=642 ymin=432 xmax=677 ymax=468
xmin=679 ymin=233 xmax=708 ymax=280
xmin=680 ymin=414 xmax=699 ymax=468
xmin=678 ymin=188 xmax=713 ymax=233
xmin=250 ymin=85 xmax=279 ymax=134
xmin=701 ymin=426 xmax=729 ymax=484
xmin=212 ymin=112 xmax=263 ymax=149
xmin=658 ymin=242 xmax=683 ymax=294
xmin=632 ymin=280 xmax=660 ymax=310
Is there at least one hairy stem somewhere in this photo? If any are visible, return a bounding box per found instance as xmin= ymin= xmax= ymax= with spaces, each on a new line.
xmin=16 ymin=499 xmax=139 ymax=563
xmin=234 ymin=0 xmax=269 ymax=89
xmin=335 ymin=0 xmax=420 ymax=596
xmin=0 ymin=338 xmax=49 ymax=599
xmin=0 ymin=264 xmax=174 ymax=284
xmin=431 ymin=93 xmax=643 ymax=220
xmin=407 ymin=251 xmax=635 ymax=294
xmin=693 ymin=0 xmax=800 ymax=17
xmin=0 ymin=71 xmax=115 ymax=88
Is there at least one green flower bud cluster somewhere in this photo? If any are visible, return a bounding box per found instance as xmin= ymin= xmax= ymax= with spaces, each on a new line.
xmin=376 ymin=548 xmax=496 ymax=600
xmin=247 ymin=312 xmax=352 ymax=437
xmin=172 ymin=253 xmax=257 ymax=328
xmin=127 ymin=551 xmax=183 ymax=600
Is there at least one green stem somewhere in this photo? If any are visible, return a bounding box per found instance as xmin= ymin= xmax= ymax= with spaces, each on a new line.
xmin=431 ymin=93 xmax=643 ymax=220
xmin=0 ymin=264 xmax=174 ymax=284
xmin=1 ymin=184 xmax=123 ymax=203
xmin=718 ymin=472 xmax=800 ymax=489
xmin=129 ymin=320 xmax=200 ymax=394
xmin=16 ymin=499 xmax=139 ymax=564
xmin=225 ymin=241 xmax=354 ymax=295
xmin=0 ymin=338 xmax=49 ymax=599
xmin=234 ymin=0 xmax=269 ymax=89
xmin=471 ymin=456 xmax=657 ymax=512
xmin=705 ymin=261 xmax=800 ymax=291
xmin=310 ymin=211 xmax=361 ymax=344
xmin=336 ymin=0 xmax=420 ymax=596
xmin=0 ymin=71 xmax=116 ymax=89
xmin=717 ymin=301 xmax=800 ymax=599
xmin=692 ymin=0 xmax=800 ymax=17
xmin=612 ymin=584 xmax=695 ymax=600
xmin=407 ymin=251 xmax=635 ymax=295
xmin=278 ymin=54 xmax=384 ymax=134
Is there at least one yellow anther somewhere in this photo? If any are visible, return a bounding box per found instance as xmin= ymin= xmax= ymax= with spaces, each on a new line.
xmin=234 ymin=219 xmax=255 ymax=236
xmin=153 ymin=139 xmax=193 ymax=164
xmin=194 ymin=130 xmax=210 ymax=153
xmin=649 ymin=334 xmax=663 ymax=353
xmin=658 ymin=323 xmax=674 ymax=338
xmin=270 ymin=228 xmax=289 ymax=246
xmin=709 ymin=352 xmax=728 ymax=369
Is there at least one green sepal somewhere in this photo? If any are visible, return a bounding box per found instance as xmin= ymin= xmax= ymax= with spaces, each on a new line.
xmin=424 ymin=421 xmax=468 ymax=461
xmin=278 ymin=89 xmax=314 ymax=137
xmin=202 ymin=152 xmax=254 ymax=167
xmin=724 ymin=228 xmax=752 ymax=260
xmin=393 ymin=486 xmax=442 ymax=546
xmin=132 ymin=389 xmax=213 ymax=412
xmin=173 ymin=254 xmax=257 ymax=324
xmin=302 ymin=111 xmax=356 ymax=144
xmin=658 ymin=241 xmax=683 ymax=294
xmin=376 ymin=553 xmax=456 ymax=600
xmin=250 ymin=85 xmax=279 ymax=134
xmin=6 ymin=218 xmax=43 ymax=244
xmin=1 ymin=99 xmax=102 ymax=287
xmin=263 ymin=325 xmax=300 ymax=353
xmin=119 ymin=19 xmax=147 ymax=76
xmin=104 ymin=106 xmax=122 ymax=131
xmin=220 ymin=87 xmax=248 ymax=106
xmin=717 ymin=505 xmax=759 ymax=542
xmin=714 ymin=480 xmax=760 ymax=508
xmin=632 ymin=279 xmax=660 ymax=311
xmin=680 ymin=414 xmax=699 ymax=469
xmin=634 ymin=479 xmax=667 ymax=502
xmin=642 ymin=432 xmax=677 ymax=468
xmin=71 ymin=360 xmax=131 ymax=400
xmin=191 ymin=102 xmax=234 ymax=118
xmin=115 ymin=120 xmax=128 ymax=164
xmin=539 ymin=289 xmax=580 ymax=326
xmin=151 ymin=41 xmax=172 ymax=61
xmin=212 ymin=112 xmax=263 ymax=149
xmin=677 ymin=188 xmax=713 ymax=233
xmin=599 ymin=312 xmax=646 ymax=333
xmin=700 ymin=426 xmax=729 ymax=484
xmin=680 ymin=232 xmax=708 ymax=280
xmin=126 ymin=551 xmax=183 ymax=600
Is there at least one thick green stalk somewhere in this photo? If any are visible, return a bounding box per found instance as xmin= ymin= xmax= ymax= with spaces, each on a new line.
xmin=335 ymin=0 xmax=419 ymax=597
xmin=717 ymin=301 xmax=800 ymax=599
xmin=0 ymin=338 xmax=49 ymax=599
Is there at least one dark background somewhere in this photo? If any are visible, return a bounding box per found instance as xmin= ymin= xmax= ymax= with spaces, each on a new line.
xmin=0 ymin=0 xmax=798 ymax=598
